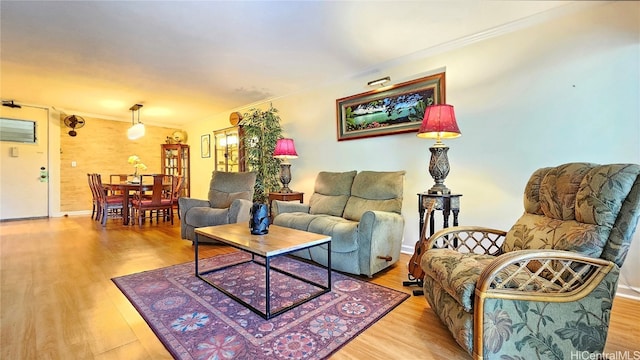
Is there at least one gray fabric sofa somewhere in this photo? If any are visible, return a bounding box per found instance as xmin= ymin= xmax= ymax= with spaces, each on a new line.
xmin=179 ymin=171 xmax=256 ymax=242
xmin=272 ymin=170 xmax=405 ymax=277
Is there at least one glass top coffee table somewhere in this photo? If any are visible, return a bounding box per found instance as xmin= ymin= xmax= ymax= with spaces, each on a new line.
xmin=194 ymin=223 xmax=332 ymax=319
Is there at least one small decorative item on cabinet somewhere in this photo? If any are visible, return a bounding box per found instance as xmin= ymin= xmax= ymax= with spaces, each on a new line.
xmin=172 ymin=130 xmax=188 ymax=144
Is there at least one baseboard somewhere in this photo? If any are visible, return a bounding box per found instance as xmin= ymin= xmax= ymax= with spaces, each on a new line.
xmin=615 ymin=284 xmax=640 ymax=301
xmin=52 ymin=210 xmax=92 ymax=217
xmin=401 ymin=245 xmax=414 ymax=255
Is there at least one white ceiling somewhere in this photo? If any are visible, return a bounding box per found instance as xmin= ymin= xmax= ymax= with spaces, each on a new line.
xmin=1 ymin=1 xmax=574 ymax=127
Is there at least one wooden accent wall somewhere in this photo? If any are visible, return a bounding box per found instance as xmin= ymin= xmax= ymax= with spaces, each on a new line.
xmin=60 ymin=115 xmax=179 ymax=212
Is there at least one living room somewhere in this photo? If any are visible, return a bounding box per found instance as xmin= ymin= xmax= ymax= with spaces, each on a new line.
xmin=1 ymin=1 xmax=639 ymax=358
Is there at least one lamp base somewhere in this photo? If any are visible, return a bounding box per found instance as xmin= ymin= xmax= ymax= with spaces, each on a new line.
xmin=279 ymin=163 xmax=293 ymax=193
xmin=427 ymin=185 xmax=451 ymax=195
xmin=427 ymin=142 xmax=452 ymax=195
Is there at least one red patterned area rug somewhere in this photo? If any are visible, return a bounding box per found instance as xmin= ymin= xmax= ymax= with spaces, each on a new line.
xmin=113 ymin=251 xmax=409 ymax=360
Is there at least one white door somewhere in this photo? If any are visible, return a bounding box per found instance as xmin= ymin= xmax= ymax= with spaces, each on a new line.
xmin=0 ymin=105 xmax=49 ymax=220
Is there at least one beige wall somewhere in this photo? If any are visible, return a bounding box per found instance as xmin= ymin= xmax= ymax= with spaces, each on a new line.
xmin=184 ymin=1 xmax=640 ymax=296
xmin=59 ymin=115 xmax=179 ymax=212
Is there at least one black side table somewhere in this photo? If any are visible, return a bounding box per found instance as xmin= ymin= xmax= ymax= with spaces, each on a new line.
xmin=417 ymin=193 xmax=462 ymax=238
xmin=404 ymin=192 xmax=462 ymax=296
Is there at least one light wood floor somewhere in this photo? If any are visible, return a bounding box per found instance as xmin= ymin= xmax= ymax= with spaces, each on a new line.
xmin=1 ymin=216 xmax=638 ymax=359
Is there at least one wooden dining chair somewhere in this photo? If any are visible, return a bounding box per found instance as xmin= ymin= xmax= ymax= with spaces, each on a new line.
xmin=171 ymin=175 xmax=184 ymax=220
xmin=109 ymin=174 xmax=132 ymax=195
xmin=131 ymin=174 xmax=175 ymax=226
xmin=149 ymin=175 xmax=180 ymax=223
xmin=109 ymin=174 xmax=130 ymax=182
xmin=89 ymin=173 xmax=110 ymax=222
xmin=151 ymin=175 xmax=183 ymax=223
xmin=87 ymin=173 xmax=100 ymax=220
xmin=92 ymin=173 xmax=129 ymax=226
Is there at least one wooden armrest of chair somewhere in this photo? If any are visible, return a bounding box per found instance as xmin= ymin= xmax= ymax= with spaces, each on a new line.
xmin=425 ymin=226 xmax=507 ymax=256
xmin=472 ymin=250 xmax=617 ymax=360
xmin=476 ymin=249 xmax=614 ymax=302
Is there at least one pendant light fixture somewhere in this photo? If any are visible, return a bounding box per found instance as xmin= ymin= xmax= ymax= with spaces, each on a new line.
xmin=127 ymin=104 xmax=145 ymax=140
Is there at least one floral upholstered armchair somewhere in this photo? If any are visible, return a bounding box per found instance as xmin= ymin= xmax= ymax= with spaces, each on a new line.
xmin=421 ymin=163 xmax=640 ymax=359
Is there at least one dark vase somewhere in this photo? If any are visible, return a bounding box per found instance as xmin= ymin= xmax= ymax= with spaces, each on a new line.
xmin=249 ymin=202 xmax=269 ymax=235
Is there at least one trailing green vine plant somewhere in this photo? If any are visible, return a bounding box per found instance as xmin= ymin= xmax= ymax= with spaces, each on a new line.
xmin=239 ymin=104 xmax=283 ymax=203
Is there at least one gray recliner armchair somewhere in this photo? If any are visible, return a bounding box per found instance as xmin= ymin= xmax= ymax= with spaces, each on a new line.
xmin=179 ymin=171 xmax=256 ymax=242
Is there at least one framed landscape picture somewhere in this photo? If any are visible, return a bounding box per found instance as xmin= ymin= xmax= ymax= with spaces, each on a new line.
xmin=336 ymin=72 xmax=445 ymax=141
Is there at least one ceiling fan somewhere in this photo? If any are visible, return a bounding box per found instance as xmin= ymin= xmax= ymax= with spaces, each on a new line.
xmin=63 ymin=115 xmax=86 ymax=137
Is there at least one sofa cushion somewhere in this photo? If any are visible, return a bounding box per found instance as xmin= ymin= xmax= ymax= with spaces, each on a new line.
xmin=309 ymin=170 xmax=356 ymax=216
xmin=272 ymin=212 xmax=320 ymax=232
xmin=423 ymin=249 xmax=562 ymax=312
xmin=343 ymin=170 xmax=404 ymax=221
xmin=502 ymin=163 xmax=639 ymax=259
xmin=503 ymin=214 xmax=605 ymax=259
xmin=422 ymin=249 xmax=496 ymax=312
xmin=274 ymin=213 xmax=359 ymax=253
xmin=208 ymin=171 xmax=256 ymax=208
xmin=308 ymin=216 xmax=359 ymax=253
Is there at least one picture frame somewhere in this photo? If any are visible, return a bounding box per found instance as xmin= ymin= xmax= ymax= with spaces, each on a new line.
xmin=200 ymin=134 xmax=211 ymax=158
xmin=336 ymin=72 xmax=445 ymax=141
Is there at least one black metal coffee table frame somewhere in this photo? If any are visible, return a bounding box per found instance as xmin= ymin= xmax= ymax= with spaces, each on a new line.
xmin=194 ymin=226 xmax=331 ymax=320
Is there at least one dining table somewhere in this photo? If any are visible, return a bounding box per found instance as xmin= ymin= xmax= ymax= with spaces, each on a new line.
xmin=103 ymin=180 xmax=171 ymax=225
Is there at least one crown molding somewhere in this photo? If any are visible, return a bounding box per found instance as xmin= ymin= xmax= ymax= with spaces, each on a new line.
xmin=358 ymin=1 xmax=608 ymax=78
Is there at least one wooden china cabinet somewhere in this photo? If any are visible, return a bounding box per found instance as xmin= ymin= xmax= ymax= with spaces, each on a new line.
xmin=213 ymin=126 xmax=245 ymax=172
xmin=161 ymin=143 xmax=190 ymax=197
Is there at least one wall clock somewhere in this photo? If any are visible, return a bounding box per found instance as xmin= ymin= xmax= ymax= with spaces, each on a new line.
xmin=172 ymin=130 xmax=188 ymax=143
xmin=229 ymin=112 xmax=242 ymax=126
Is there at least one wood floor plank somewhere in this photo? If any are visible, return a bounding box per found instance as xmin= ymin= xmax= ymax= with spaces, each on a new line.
xmin=1 ymin=216 xmax=638 ymax=359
